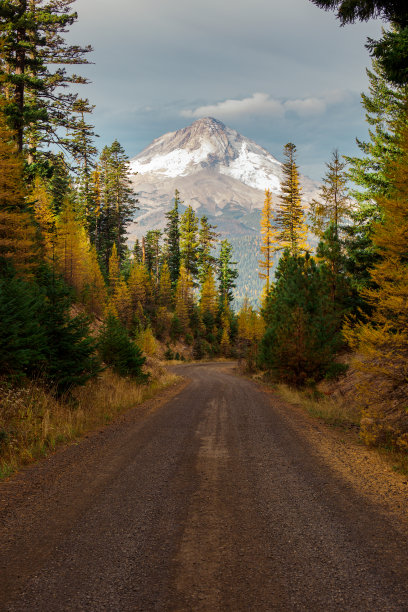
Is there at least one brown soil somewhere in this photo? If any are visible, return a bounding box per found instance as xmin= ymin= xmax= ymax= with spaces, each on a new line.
xmin=1 ymin=363 xmax=408 ymax=611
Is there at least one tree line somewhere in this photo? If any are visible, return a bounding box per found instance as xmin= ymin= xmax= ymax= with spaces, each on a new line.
xmin=252 ymin=2 xmax=408 ymax=450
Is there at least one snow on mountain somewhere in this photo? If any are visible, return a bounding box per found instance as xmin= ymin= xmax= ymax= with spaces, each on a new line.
xmin=127 ymin=117 xmax=320 ymax=305
xmin=129 ymin=117 xmax=284 ymax=194
xmin=127 ymin=116 xmax=319 ymax=240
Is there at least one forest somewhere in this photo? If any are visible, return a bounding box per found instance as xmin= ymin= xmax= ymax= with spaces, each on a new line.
xmin=0 ymin=0 xmax=408 ymax=475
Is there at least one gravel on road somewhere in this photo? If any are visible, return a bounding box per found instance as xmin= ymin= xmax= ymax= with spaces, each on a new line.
xmin=1 ymin=362 xmax=408 ymax=611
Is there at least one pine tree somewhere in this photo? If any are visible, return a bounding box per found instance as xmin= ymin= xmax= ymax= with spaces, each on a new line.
xmin=309 ymin=150 xmax=350 ymax=239
xmin=144 ymin=229 xmax=161 ymax=281
xmin=217 ymin=239 xmax=238 ymax=307
xmin=274 ymin=143 xmax=308 ymax=254
xmin=258 ymin=189 xmax=277 ymax=291
xmin=260 ymin=251 xmax=342 ymax=385
xmin=55 ymin=201 xmax=88 ymax=294
xmin=164 ymin=189 xmax=181 ymax=288
xmin=0 ymin=0 xmax=93 ymax=158
xmin=37 ymin=265 xmax=101 ymax=394
xmin=98 ymin=141 xmax=138 ymax=269
xmin=128 ymin=260 xmax=152 ymax=311
xmin=344 ymin=59 xmax=408 ymax=295
xmin=132 ymin=238 xmax=142 ymax=264
xmin=98 ymin=314 xmax=146 ymax=380
xmin=68 ymin=99 xmax=98 ymax=225
xmin=0 ymin=260 xmax=46 ymax=379
xmin=180 ymin=204 xmax=199 ymax=282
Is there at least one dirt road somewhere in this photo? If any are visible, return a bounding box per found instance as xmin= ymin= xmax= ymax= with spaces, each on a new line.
xmin=1 ymin=362 xmax=408 ymax=611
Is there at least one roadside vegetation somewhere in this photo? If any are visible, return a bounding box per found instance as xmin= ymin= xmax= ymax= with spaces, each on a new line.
xmin=0 ymin=364 xmax=178 ymax=479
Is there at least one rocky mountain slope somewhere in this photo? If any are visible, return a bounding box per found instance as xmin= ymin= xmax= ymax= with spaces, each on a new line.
xmin=127 ymin=117 xmax=320 ymax=304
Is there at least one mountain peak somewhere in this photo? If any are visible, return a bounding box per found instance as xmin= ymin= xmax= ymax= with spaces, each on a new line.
xmin=129 ymin=118 xmax=283 ymax=191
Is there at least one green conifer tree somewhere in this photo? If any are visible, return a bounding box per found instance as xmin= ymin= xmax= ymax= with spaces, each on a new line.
xmin=274 ymin=143 xmax=308 ymax=254
xmin=180 ymin=204 xmax=199 ymax=282
xmin=164 ymin=189 xmax=181 ymax=288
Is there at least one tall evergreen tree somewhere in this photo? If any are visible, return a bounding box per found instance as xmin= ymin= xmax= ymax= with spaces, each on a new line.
xmin=217 ymin=239 xmax=238 ymax=308
xmin=274 ymin=143 xmax=308 ymax=254
xmin=98 ymin=140 xmax=138 ymax=269
xmin=180 ymin=204 xmax=199 ymax=282
xmin=344 ymin=60 xmax=408 ymax=295
xmin=309 ymin=150 xmax=350 ymax=239
xmin=164 ymin=189 xmax=181 ymax=288
xmin=144 ymin=229 xmax=161 ymax=281
xmin=0 ymin=0 xmax=93 ymax=159
xmin=68 ymin=99 xmax=98 ymax=225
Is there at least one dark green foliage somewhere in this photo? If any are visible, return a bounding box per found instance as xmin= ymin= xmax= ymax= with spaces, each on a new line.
xmin=98 ymin=314 xmax=146 ymax=379
xmin=316 ymin=223 xmax=353 ymax=314
xmin=180 ymin=205 xmax=199 ymax=282
xmin=37 ymin=267 xmax=101 ymax=394
xmin=144 ymin=230 xmax=161 ymax=279
xmin=260 ymin=251 xmax=343 ymax=386
xmin=96 ymin=140 xmax=138 ymax=269
xmin=164 ymin=345 xmax=175 ymax=360
xmin=0 ymin=0 xmax=93 ymax=156
xmin=0 ymin=260 xmax=46 ymax=380
xmin=0 ymin=262 xmax=100 ymax=392
xmin=217 ymin=239 xmax=238 ymax=307
xmin=343 ymin=60 xmax=408 ymax=305
xmin=170 ymin=313 xmax=183 ymax=341
xmin=164 ymin=190 xmax=181 ymax=288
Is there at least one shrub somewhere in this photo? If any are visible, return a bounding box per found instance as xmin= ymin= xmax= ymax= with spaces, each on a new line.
xmin=98 ymin=315 xmax=147 ymax=380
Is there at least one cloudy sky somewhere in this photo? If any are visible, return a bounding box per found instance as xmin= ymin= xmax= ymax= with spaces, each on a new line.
xmin=69 ymin=0 xmax=383 ymax=180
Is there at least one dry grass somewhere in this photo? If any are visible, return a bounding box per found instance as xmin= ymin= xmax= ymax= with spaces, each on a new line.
xmin=0 ymin=365 xmax=178 ymax=479
xmin=274 ymin=383 xmax=361 ymax=429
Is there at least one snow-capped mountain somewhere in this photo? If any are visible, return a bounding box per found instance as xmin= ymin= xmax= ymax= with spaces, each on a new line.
xmin=127 ymin=117 xmax=320 ymax=305
xmin=128 ymin=117 xmax=319 ymax=239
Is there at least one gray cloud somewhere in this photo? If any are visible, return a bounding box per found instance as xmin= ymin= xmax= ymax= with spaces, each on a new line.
xmin=181 ymin=90 xmax=351 ymax=121
xmin=69 ymin=0 xmax=383 ymax=180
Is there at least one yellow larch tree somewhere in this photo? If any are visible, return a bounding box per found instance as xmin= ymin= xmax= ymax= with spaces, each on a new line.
xmin=237 ymin=297 xmax=266 ymax=370
xmin=200 ymin=268 xmax=218 ymax=319
xmin=83 ymin=245 xmax=107 ymax=317
xmin=55 ymin=201 xmax=88 ymax=293
xmin=113 ymin=279 xmax=133 ymax=328
xmin=31 ymin=176 xmax=56 ymax=264
xmin=128 ymin=260 xmax=152 ymax=311
xmin=175 ymin=263 xmax=193 ymax=333
xmin=108 ymin=243 xmax=120 ymax=292
xmin=258 ymin=189 xmax=277 ymax=291
xmin=0 ymin=103 xmax=37 ymax=276
xmin=158 ymin=261 xmax=173 ymax=308
xmin=343 ymin=117 xmax=408 ymax=449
